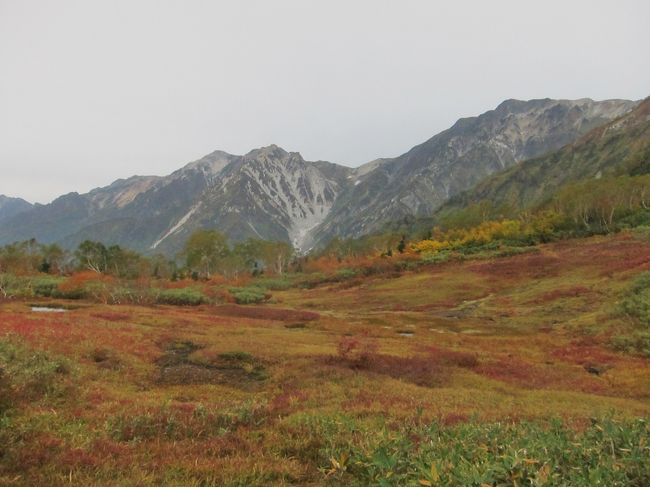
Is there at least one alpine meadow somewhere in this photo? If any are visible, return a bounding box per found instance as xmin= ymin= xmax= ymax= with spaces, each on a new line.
xmin=1 ymin=2 xmax=649 ymax=486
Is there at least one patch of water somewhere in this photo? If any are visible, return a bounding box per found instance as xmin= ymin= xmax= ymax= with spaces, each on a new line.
xmin=31 ymin=306 xmax=67 ymax=313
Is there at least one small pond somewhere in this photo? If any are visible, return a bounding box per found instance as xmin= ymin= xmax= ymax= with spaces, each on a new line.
xmin=30 ymin=306 xmax=68 ymax=313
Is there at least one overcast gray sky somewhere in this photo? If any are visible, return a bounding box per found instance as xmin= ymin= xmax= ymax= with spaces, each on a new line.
xmin=1 ymin=0 xmax=649 ymax=204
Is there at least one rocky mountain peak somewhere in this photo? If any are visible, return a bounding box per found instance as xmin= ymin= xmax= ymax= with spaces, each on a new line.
xmin=180 ymin=150 xmax=238 ymax=177
xmin=244 ymin=144 xmax=293 ymax=162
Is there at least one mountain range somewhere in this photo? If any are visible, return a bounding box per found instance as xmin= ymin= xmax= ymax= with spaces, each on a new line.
xmin=436 ymin=97 xmax=650 ymax=215
xmin=0 ymin=195 xmax=32 ymax=223
xmin=0 ymin=97 xmax=640 ymax=254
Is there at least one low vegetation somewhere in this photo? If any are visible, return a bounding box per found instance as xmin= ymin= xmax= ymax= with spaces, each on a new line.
xmin=1 ymin=177 xmax=650 ymax=484
xmin=0 ymin=229 xmax=649 ymax=485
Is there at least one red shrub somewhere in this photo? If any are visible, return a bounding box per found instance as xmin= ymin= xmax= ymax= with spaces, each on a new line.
xmin=441 ymin=413 xmax=470 ymax=426
xmin=469 ymin=254 xmax=561 ymax=279
xmin=427 ymin=346 xmax=479 ymax=368
xmin=211 ymin=305 xmax=319 ymax=322
xmin=90 ymin=438 xmax=132 ymax=466
xmin=475 ymin=356 xmax=607 ymax=395
xmin=528 ymin=286 xmax=592 ymax=304
xmin=267 ymin=388 xmax=309 ymax=415
xmin=15 ymin=434 xmax=62 ymax=469
xmin=367 ymin=354 xmax=444 ymax=387
xmin=337 ymin=331 xmax=378 ymax=367
xmin=551 ymin=340 xmax=619 ymax=366
xmin=58 ymin=447 xmax=98 ymax=468
xmin=478 ymin=358 xmax=541 ymax=385
xmin=91 ymin=312 xmax=130 ymax=322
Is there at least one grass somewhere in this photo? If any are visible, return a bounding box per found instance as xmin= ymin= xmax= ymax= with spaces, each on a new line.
xmin=0 ymin=231 xmax=649 ymax=485
xmin=323 ymin=417 xmax=650 ymax=486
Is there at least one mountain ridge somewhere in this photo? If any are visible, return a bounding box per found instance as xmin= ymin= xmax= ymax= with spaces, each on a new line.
xmin=0 ymin=97 xmax=640 ymax=253
xmin=308 ymin=97 xmax=639 ymax=246
xmin=435 ymin=97 xmax=650 ymax=216
xmin=0 ymin=195 xmax=33 ymax=224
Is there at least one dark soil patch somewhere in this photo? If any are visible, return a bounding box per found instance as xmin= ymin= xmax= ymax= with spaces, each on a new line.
xmin=89 ymin=347 xmax=122 ymax=370
xmin=284 ymin=322 xmax=307 ymax=329
xmin=155 ymin=341 xmax=267 ymax=387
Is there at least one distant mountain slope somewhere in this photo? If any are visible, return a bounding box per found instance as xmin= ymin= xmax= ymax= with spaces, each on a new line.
xmin=0 ymin=195 xmax=32 ymax=224
xmin=148 ymin=145 xmax=352 ymax=254
xmin=0 ymin=147 xmax=352 ymax=253
xmin=0 ymin=97 xmax=639 ymax=253
xmin=438 ymin=97 xmax=650 ymax=215
xmin=310 ymin=98 xmax=638 ymax=246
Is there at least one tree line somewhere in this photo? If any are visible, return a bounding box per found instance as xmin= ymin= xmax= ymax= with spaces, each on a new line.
xmin=3 ymin=174 xmax=649 ymax=280
xmin=0 ymin=230 xmax=294 ymax=280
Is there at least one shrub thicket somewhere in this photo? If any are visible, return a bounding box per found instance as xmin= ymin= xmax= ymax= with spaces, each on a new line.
xmin=157 ymin=288 xmax=206 ymax=306
xmin=228 ymin=286 xmax=270 ymax=304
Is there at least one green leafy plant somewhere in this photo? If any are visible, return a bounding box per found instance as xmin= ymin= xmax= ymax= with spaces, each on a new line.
xmin=157 ymin=288 xmax=207 ymax=306
xmin=228 ymin=286 xmax=270 ymax=304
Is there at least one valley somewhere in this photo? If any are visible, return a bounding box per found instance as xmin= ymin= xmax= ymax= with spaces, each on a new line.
xmin=1 ymin=231 xmax=649 ymax=485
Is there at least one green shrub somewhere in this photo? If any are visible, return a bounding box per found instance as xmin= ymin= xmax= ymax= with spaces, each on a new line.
xmin=322 ymin=418 xmax=650 ymax=486
xmin=620 ymin=209 xmax=650 ymax=229
xmin=53 ymin=287 xmax=86 ymax=300
xmin=611 ymin=331 xmax=650 ymax=357
xmin=228 ymin=286 xmax=270 ymax=305
xmin=0 ymin=274 xmax=32 ymax=298
xmin=421 ymin=251 xmax=452 ymax=264
xmin=255 ymin=276 xmax=295 ymax=290
xmin=632 ymin=225 xmax=650 ymax=241
xmin=217 ymin=351 xmax=254 ymax=362
xmin=32 ymin=277 xmax=65 ymax=297
xmin=0 ymin=338 xmax=73 ymax=407
xmin=109 ymin=286 xmax=153 ymax=305
xmin=157 ymin=288 xmax=206 ymax=306
xmin=296 ymin=272 xmax=327 ymax=289
xmin=336 ymin=268 xmax=358 ymax=280
xmin=620 ymin=272 xmax=650 ymax=326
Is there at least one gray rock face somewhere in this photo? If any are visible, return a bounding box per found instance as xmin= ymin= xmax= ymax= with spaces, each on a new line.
xmin=149 ymin=145 xmax=351 ymax=254
xmin=309 ymin=98 xmax=638 ymax=246
xmin=0 ymin=98 xmax=638 ymax=253
xmin=437 ymin=97 xmax=650 ymax=215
